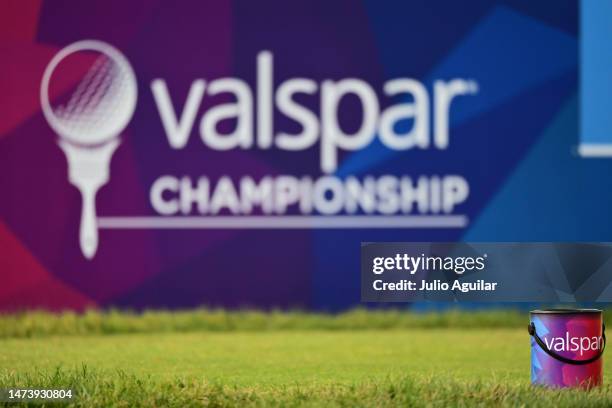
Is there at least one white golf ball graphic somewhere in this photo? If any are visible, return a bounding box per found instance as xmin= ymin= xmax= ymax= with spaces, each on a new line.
xmin=41 ymin=40 xmax=137 ymax=146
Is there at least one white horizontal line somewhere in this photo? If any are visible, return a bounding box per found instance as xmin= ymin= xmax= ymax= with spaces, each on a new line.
xmin=578 ymin=143 xmax=612 ymax=157
xmin=97 ymin=215 xmax=468 ymax=229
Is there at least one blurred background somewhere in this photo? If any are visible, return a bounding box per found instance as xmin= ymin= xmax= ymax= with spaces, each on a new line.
xmin=1 ymin=0 xmax=610 ymax=312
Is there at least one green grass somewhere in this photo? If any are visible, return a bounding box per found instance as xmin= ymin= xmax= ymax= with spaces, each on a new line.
xmin=0 ymin=309 xmax=531 ymax=338
xmin=1 ymin=311 xmax=611 ymax=406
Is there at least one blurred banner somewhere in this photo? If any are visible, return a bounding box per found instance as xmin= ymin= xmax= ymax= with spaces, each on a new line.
xmin=0 ymin=0 xmax=610 ymax=311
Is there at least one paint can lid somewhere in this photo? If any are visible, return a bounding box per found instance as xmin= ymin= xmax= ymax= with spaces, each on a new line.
xmin=530 ymin=308 xmax=602 ymax=314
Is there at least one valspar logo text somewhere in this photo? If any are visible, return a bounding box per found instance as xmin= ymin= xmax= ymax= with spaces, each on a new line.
xmin=150 ymin=51 xmax=477 ymax=218
xmin=543 ymin=333 xmax=604 ymax=357
xmin=41 ymin=40 xmax=478 ymax=258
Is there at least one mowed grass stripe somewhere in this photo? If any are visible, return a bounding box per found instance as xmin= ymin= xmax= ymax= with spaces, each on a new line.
xmin=1 ymin=330 xmax=527 ymax=384
xmin=1 ymin=329 xmax=612 ymax=406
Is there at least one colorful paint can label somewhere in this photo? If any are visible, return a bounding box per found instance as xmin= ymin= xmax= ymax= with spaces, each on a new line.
xmin=529 ymin=309 xmax=605 ymax=387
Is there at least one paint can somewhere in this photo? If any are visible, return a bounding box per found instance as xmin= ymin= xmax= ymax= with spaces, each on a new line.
xmin=529 ymin=309 xmax=605 ymax=387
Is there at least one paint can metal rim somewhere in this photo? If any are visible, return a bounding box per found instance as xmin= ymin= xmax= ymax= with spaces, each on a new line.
xmin=530 ymin=308 xmax=602 ymax=315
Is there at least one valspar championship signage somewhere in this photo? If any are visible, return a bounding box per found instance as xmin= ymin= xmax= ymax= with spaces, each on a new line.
xmin=41 ymin=40 xmax=477 ymax=259
xmin=0 ymin=2 xmax=584 ymax=310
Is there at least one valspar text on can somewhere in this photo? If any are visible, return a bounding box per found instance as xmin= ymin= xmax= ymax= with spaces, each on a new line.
xmin=529 ymin=309 xmax=606 ymax=387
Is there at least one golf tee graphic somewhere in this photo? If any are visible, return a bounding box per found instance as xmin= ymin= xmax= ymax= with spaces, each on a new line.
xmin=40 ymin=40 xmax=137 ymax=259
